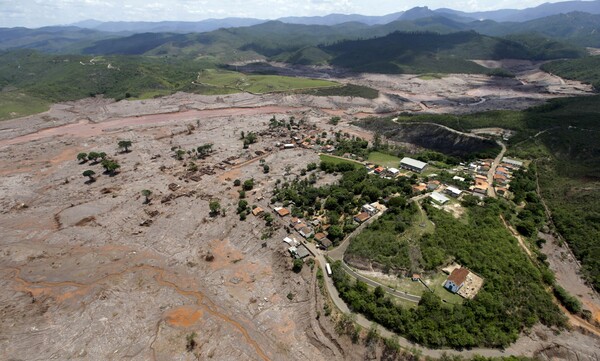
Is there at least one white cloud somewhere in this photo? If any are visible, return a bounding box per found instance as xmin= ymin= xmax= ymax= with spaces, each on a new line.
xmin=0 ymin=0 xmax=575 ymax=28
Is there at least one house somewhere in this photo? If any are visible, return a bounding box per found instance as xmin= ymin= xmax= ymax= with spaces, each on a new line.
xmin=445 ymin=186 xmax=463 ymax=198
xmin=294 ymin=222 xmax=307 ymax=232
xmin=319 ymin=237 xmax=332 ymax=249
xmin=493 ymin=174 xmax=508 ymax=184
xmin=289 ymin=217 xmax=301 ymax=226
xmin=430 ymin=192 xmax=450 ymax=205
xmin=275 ymin=207 xmax=290 ymax=217
xmin=444 ymin=268 xmax=470 ymax=293
xmin=252 ymin=207 xmax=264 ymax=216
xmin=314 ymin=232 xmax=328 ymax=242
xmin=299 ymin=226 xmax=314 ymax=238
xmin=283 ymin=237 xmax=299 ymax=246
xmin=496 ymin=187 xmax=508 ymax=197
xmin=473 ymin=186 xmax=487 ymax=195
xmin=354 ymin=212 xmax=370 ymax=223
xmin=374 ymin=166 xmax=385 ymax=174
xmin=289 ymin=245 xmax=310 ymax=259
xmin=400 ymin=157 xmax=427 ymax=173
xmin=502 ymin=157 xmax=523 ymax=168
xmin=361 ymin=204 xmax=378 ymax=216
xmin=427 ymin=180 xmax=440 ymax=191
xmin=496 ymin=167 xmax=510 ymax=177
xmin=411 ymin=274 xmax=421 ymax=282
xmin=453 ymin=176 xmax=466 ymax=182
xmin=387 ymin=168 xmax=400 ymax=177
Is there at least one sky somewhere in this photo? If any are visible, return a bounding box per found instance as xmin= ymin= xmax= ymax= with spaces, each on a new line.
xmin=0 ymin=0 xmax=576 ymax=28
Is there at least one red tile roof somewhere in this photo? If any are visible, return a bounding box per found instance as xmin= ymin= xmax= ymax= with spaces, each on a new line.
xmin=276 ymin=208 xmax=290 ymax=217
xmin=447 ymin=268 xmax=469 ymax=286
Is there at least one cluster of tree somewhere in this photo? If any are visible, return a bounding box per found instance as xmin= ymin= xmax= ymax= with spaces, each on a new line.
xmin=77 ymin=151 xmax=107 ymax=164
xmin=346 ymin=197 xmax=416 ymax=272
xmin=509 ymin=165 xmax=546 ymax=237
xmin=333 ymin=199 xmax=565 ymax=349
xmin=171 ymin=144 xmax=213 ymax=161
xmin=240 ymin=131 xmax=258 ymax=148
xmin=77 ymin=148 xmax=121 ymax=182
xmin=332 ymin=136 xmax=370 ymax=158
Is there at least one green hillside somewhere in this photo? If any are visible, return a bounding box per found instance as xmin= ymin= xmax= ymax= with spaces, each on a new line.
xmin=541 ymin=56 xmax=600 ymax=90
xmin=323 ymin=31 xmax=537 ymax=74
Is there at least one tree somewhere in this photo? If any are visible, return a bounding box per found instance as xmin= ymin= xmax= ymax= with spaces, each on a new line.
xmin=185 ymin=332 xmax=197 ymax=352
xmin=101 ymin=159 xmax=120 ymax=175
xmin=118 ymin=140 xmax=132 ymax=153
xmin=98 ymin=152 xmax=107 ymax=160
xmin=88 ymin=151 xmax=100 ymax=163
xmin=141 ymin=189 xmax=152 ymax=204
xmin=292 ymin=259 xmax=303 ymax=273
xmin=82 ymin=169 xmax=95 ymax=182
xmin=209 ymin=200 xmax=221 ymax=217
xmin=263 ymin=164 xmax=270 ymax=174
xmin=197 ymin=144 xmax=213 ymax=158
xmin=243 ymin=179 xmax=254 ymax=191
xmin=77 ymin=152 xmax=88 ymax=163
xmin=233 ymin=179 xmax=241 ymax=187
xmin=174 ymin=149 xmax=185 ymax=160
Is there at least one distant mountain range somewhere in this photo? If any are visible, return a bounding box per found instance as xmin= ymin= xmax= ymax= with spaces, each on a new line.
xmin=64 ymin=0 xmax=600 ymax=33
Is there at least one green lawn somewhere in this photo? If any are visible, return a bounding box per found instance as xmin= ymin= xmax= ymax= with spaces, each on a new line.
xmin=319 ymin=154 xmax=362 ymax=167
xmin=196 ymin=69 xmax=339 ymax=94
xmin=417 ymin=73 xmax=445 ymax=80
xmin=367 ymin=151 xmax=401 ymax=168
xmin=0 ymin=91 xmax=49 ymax=121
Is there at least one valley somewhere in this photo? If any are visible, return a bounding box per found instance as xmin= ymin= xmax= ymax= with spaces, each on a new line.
xmin=2 ymin=1 xmax=600 ymax=360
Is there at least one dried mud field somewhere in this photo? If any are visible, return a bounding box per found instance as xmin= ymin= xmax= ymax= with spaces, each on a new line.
xmin=0 ymin=67 xmax=598 ymax=361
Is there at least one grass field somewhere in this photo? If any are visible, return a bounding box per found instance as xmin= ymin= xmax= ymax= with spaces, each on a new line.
xmin=367 ymin=151 xmax=401 ymax=167
xmin=0 ymin=91 xmax=49 ymax=121
xmin=196 ymin=69 xmax=339 ymax=94
xmin=417 ymin=73 xmax=445 ymax=80
xmin=319 ymin=154 xmax=363 ymax=167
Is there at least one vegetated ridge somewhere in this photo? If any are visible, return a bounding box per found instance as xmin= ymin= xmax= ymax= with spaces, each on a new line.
xmin=355 ymin=118 xmax=500 ymax=159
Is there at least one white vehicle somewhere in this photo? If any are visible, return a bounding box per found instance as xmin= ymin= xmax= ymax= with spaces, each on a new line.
xmin=325 ymin=263 xmax=332 ymax=276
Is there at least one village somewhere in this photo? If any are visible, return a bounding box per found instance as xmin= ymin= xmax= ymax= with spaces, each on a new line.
xmin=226 ymin=114 xmax=531 ymax=304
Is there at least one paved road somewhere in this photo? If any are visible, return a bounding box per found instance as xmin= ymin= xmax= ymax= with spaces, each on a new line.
xmin=339 ymin=262 xmax=421 ymax=302
xmin=487 ymin=141 xmax=507 ymax=198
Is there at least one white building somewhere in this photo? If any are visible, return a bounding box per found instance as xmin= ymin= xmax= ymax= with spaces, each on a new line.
xmin=400 ymin=157 xmax=427 ymax=173
xmin=502 ymin=157 xmax=523 ymax=168
xmin=445 ymin=186 xmax=463 ymax=198
xmin=430 ymin=192 xmax=450 ymax=205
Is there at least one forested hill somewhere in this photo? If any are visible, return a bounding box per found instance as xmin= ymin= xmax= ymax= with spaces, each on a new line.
xmin=542 ymin=56 xmax=600 ymax=90
xmin=323 ymin=31 xmax=581 ymax=74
